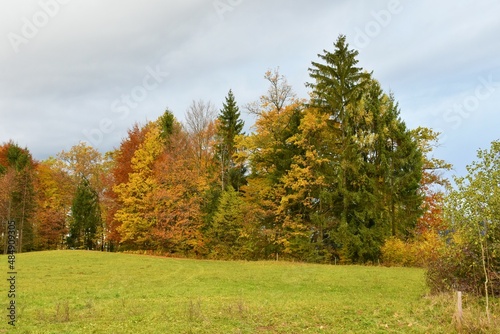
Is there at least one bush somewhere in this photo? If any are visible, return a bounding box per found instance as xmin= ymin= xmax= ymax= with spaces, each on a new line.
xmin=426 ymin=241 xmax=484 ymax=295
xmin=381 ymin=232 xmax=444 ymax=267
xmin=425 ymin=225 xmax=500 ymax=297
xmin=381 ymin=237 xmax=414 ymax=266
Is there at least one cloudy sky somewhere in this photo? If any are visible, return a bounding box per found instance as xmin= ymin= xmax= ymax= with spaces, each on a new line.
xmin=1 ymin=0 xmax=499 ymax=180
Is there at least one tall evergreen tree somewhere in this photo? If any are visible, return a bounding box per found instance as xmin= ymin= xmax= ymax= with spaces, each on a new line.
xmin=303 ymin=35 xmax=374 ymax=261
xmin=384 ymin=101 xmax=423 ymax=237
xmin=307 ymin=35 xmax=371 ymax=123
xmin=159 ymin=109 xmax=176 ymax=140
xmin=300 ymin=35 xmax=423 ymax=262
xmin=307 ymin=34 xmax=371 ymax=230
xmin=69 ymin=177 xmax=101 ymax=250
xmin=217 ymin=89 xmax=245 ymax=190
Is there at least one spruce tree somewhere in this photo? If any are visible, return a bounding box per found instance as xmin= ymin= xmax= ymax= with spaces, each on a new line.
xmin=207 ymin=186 xmax=245 ymax=259
xmin=306 ymin=35 xmax=372 ymax=261
xmin=69 ymin=177 xmax=101 ymax=250
xmin=217 ymin=89 xmax=245 ymax=190
xmin=305 ymin=35 xmax=423 ymax=262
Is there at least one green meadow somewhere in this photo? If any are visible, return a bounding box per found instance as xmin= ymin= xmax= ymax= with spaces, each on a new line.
xmin=0 ymin=251 xmax=496 ymax=333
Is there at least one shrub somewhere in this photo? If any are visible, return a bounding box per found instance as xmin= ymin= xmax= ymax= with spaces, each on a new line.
xmin=426 ymin=234 xmax=500 ymax=297
xmin=381 ymin=232 xmax=445 ymax=267
xmin=426 ymin=240 xmax=484 ymax=295
xmin=381 ymin=237 xmax=413 ymax=266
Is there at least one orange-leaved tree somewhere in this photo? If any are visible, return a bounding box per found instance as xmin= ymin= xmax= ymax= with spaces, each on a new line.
xmin=105 ymin=123 xmax=149 ymax=249
xmin=151 ymin=122 xmax=207 ymax=256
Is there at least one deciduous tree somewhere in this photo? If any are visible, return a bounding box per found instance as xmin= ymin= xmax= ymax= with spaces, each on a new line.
xmin=436 ymin=140 xmax=500 ymax=298
xmin=105 ymin=123 xmax=149 ymax=249
xmin=0 ymin=142 xmax=37 ymax=252
xmin=238 ymin=70 xmax=305 ymax=260
xmin=151 ymin=124 xmax=206 ymax=255
xmin=186 ymin=100 xmax=217 ymax=172
xmin=33 ymin=158 xmax=72 ymax=250
xmin=56 ymin=141 xmax=103 ymax=191
xmin=114 ymin=121 xmax=164 ymax=249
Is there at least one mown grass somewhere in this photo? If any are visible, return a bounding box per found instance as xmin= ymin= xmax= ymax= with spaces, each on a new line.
xmin=0 ymin=250 xmax=497 ymax=333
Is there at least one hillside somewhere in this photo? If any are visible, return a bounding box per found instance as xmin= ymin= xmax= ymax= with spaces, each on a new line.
xmin=0 ymin=250 xmax=467 ymax=333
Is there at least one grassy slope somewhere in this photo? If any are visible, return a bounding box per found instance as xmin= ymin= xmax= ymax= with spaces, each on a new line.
xmin=0 ymin=251 xmax=474 ymax=333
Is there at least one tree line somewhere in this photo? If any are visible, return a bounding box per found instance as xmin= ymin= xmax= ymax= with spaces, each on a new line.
xmin=0 ymin=35 xmax=452 ymax=264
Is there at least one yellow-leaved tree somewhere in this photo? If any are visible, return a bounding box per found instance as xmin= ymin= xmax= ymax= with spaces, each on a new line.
xmin=114 ymin=121 xmax=164 ymax=249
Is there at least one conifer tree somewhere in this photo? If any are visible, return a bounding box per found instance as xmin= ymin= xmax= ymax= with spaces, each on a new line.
xmin=307 ymin=34 xmax=371 ymax=229
xmin=69 ymin=177 xmax=101 ymax=250
xmin=207 ymin=186 xmax=245 ymax=259
xmin=217 ymin=90 xmax=245 ymax=190
xmin=301 ymin=35 xmax=423 ymax=262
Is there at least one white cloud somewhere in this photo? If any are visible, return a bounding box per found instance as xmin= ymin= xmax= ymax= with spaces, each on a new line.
xmin=0 ymin=0 xmax=499 ymax=178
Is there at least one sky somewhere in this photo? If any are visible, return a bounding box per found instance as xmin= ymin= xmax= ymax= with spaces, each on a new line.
xmin=0 ymin=0 xmax=499 ymax=180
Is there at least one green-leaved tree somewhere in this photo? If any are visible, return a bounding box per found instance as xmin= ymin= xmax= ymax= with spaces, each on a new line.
xmin=69 ymin=177 xmax=101 ymax=250
xmin=217 ymin=89 xmax=245 ymax=191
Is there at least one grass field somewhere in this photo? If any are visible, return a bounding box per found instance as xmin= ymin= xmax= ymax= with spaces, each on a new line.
xmin=0 ymin=251 xmax=497 ymax=333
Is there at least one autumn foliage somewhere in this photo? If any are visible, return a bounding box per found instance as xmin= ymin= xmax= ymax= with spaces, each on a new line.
xmin=1 ymin=36 xmax=457 ymax=265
